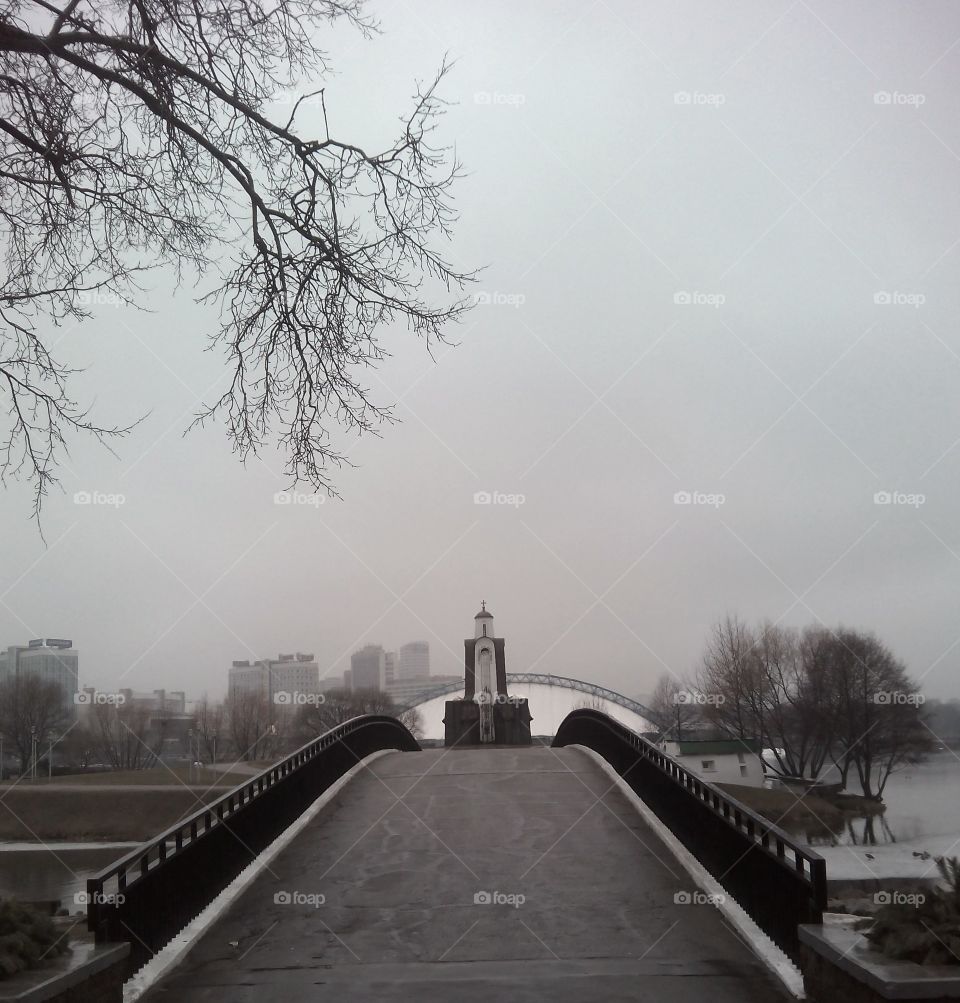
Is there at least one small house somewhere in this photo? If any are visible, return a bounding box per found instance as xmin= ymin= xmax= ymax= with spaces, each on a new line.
xmin=658 ymin=735 xmax=765 ymax=787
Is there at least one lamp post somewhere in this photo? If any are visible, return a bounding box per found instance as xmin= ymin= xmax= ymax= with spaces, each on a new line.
xmin=48 ymin=733 xmax=58 ymax=780
xmin=212 ymin=732 xmax=217 ymax=769
xmin=30 ymin=727 xmax=37 ymax=782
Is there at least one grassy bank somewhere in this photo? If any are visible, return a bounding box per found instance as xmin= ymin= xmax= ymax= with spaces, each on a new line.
xmin=0 ymin=788 xmax=227 ymax=841
xmin=717 ymin=782 xmax=846 ymax=831
xmin=0 ymin=767 xmax=252 ymax=787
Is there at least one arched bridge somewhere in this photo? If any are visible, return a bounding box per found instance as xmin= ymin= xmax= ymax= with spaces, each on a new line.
xmin=402 ymin=671 xmax=660 ymax=724
xmin=88 ymin=711 xmax=824 ymax=1001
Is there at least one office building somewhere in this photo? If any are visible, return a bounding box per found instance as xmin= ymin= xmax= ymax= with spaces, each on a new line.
xmin=399 ymin=641 xmax=430 ymax=680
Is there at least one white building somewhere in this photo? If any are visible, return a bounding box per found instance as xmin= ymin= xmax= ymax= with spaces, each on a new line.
xmin=398 ymin=641 xmax=430 ymax=680
xmin=659 ymin=737 xmax=765 ymax=788
xmin=0 ymin=639 xmax=79 ymax=711
xmin=228 ymin=660 xmax=269 ymax=701
xmin=228 ymin=653 xmax=320 ymax=706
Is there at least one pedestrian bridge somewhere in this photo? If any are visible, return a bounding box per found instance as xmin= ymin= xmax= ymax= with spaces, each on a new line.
xmin=86 ymin=712 xmax=826 ymax=1001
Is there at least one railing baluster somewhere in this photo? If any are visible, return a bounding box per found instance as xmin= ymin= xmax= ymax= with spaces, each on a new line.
xmin=551 ymin=708 xmax=826 ymax=963
xmin=85 ymin=714 xmax=420 ymax=978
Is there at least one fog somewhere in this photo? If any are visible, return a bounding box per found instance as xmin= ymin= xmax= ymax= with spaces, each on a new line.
xmin=3 ymin=0 xmax=960 ymax=704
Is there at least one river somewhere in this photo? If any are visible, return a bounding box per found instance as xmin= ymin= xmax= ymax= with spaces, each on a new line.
xmin=0 ymin=844 xmax=138 ymax=911
xmin=784 ymin=749 xmax=960 ymax=848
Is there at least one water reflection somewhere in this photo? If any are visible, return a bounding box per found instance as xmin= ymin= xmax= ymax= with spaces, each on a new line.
xmin=778 ymin=751 xmax=960 ymax=847
xmin=0 ymin=846 xmax=131 ymax=909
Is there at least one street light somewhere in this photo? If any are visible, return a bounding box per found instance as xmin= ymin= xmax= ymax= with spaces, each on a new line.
xmin=30 ymin=727 xmax=37 ymax=782
xmin=48 ymin=733 xmax=59 ymax=780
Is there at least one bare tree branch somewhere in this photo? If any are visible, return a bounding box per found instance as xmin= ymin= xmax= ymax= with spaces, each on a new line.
xmin=0 ymin=0 xmax=472 ymax=520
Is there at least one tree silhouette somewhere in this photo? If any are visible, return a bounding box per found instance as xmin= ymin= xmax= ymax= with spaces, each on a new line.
xmin=0 ymin=0 xmax=471 ymax=516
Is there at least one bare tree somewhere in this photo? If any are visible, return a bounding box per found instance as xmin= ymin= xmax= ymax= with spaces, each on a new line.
xmin=224 ymin=689 xmax=276 ymax=762
xmin=0 ymin=0 xmax=471 ymax=517
xmin=695 ymin=616 xmax=933 ymax=794
xmin=647 ymin=673 xmax=699 ymax=739
xmin=0 ymin=675 xmax=69 ymax=771
xmin=87 ymin=699 xmax=162 ymax=769
xmin=696 ymin=616 xmax=766 ymax=740
xmin=292 ymin=686 xmax=413 ymax=741
xmin=818 ymin=628 xmax=933 ymax=800
xmin=398 ymin=705 xmax=424 ymax=741
xmin=752 ymin=622 xmax=831 ymax=779
xmin=192 ymin=697 xmax=224 ymax=762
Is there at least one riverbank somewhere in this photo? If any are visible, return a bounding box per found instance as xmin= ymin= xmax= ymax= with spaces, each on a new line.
xmin=0 ymin=787 xmax=227 ymax=841
xmin=0 ymin=766 xmax=252 ymax=788
xmin=815 ymin=835 xmax=960 ymax=882
xmin=716 ymin=782 xmax=883 ymax=835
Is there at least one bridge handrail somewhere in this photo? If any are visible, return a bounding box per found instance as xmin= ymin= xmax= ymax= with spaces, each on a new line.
xmin=553 ymin=708 xmax=826 ymax=960
xmin=87 ymin=713 xmax=419 ymax=976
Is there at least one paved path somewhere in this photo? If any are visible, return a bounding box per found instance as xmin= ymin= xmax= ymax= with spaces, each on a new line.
xmin=143 ymin=747 xmax=786 ymax=1002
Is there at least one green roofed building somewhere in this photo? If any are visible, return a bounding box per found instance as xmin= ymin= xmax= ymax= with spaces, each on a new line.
xmin=659 ymin=735 xmax=765 ymax=787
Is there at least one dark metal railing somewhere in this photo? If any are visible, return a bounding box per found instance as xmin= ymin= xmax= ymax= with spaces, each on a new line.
xmin=87 ymin=714 xmax=419 ymax=976
xmin=553 ymin=709 xmax=826 ymax=960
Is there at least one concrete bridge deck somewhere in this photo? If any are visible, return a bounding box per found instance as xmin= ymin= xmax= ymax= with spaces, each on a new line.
xmin=143 ymin=747 xmax=786 ymax=1001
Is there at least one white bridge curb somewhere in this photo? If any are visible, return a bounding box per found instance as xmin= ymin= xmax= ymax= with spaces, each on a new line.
xmin=123 ymin=749 xmax=395 ymax=1002
xmin=572 ymin=744 xmax=805 ymax=999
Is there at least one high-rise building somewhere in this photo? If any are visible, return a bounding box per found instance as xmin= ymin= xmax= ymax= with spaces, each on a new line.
xmin=228 ymin=652 xmax=320 ymax=706
xmin=399 ymin=641 xmax=430 ymax=680
xmin=0 ymin=639 xmax=79 ymax=711
xmin=350 ymin=644 xmax=385 ymax=691
xmin=228 ymin=660 xmax=269 ymax=701
xmin=384 ymin=651 xmax=398 ymax=687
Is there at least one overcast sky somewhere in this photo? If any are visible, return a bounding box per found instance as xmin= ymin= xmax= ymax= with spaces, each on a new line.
xmin=3 ymin=0 xmax=960 ymax=704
